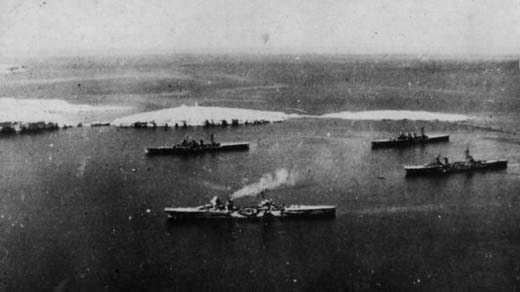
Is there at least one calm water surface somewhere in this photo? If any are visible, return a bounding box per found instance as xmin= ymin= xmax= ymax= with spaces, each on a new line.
xmin=1 ymin=119 xmax=520 ymax=291
xmin=2 ymin=55 xmax=520 ymax=291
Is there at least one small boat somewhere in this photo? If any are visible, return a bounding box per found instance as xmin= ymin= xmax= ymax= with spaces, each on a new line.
xmin=164 ymin=197 xmax=336 ymax=220
xmin=372 ymin=128 xmax=449 ymax=149
xmin=90 ymin=121 xmax=111 ymax=127
xmin=0 ymin=122 xmax=16 ymax=135
xmin=404 ymin=148 xmax=507 ymax=176
xmin=145 ymin=135 xmax=249 ymax=155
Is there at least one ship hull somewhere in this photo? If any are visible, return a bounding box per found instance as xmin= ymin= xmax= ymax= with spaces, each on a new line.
xmin=146 ymin=142 xmax=249 ymax=155
xmin=164 ymin=205 xmax=336 ymax=220
xmin=405 ymin=159 xmax=507 ymax=176
xmin=372 ymin=135 xmax=449 ymax=149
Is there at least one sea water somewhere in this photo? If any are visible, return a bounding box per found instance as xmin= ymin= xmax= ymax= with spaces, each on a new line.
xmin=1 ymin=55 xmax=520 ymax=291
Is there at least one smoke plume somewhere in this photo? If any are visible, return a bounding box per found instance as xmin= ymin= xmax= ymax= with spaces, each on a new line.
xmin=231 ymin=168 xmax=297 ymax=200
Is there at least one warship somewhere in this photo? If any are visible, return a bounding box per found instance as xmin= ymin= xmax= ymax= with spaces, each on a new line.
xmin=164 ymin=196 xmax=336 ymax=220
xmin=405 ymin=148 xmax=507 ymax=176
xmin=146 ymin=134 xmax=249 ymax=155
xmin=372 ymin=127 xmax=449 ymax=149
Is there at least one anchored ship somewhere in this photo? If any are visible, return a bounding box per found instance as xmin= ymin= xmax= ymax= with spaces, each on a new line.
xmin=164 ymin=196 xmax=336 ymax=220
xmin=372 ymin=128 xmax=449 ymax=149
xmin=146 ymin=134 xmax=249 ymax=155
xmin=405 ymin=148 xmax=507 ymax=176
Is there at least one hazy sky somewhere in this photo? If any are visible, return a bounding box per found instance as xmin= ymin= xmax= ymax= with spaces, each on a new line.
xmin=1 ymin=0 xmax=520 ymax=56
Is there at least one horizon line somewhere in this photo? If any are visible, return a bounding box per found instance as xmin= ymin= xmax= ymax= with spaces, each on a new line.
xmin=2 ymin=47 xmax=519 ymax=61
